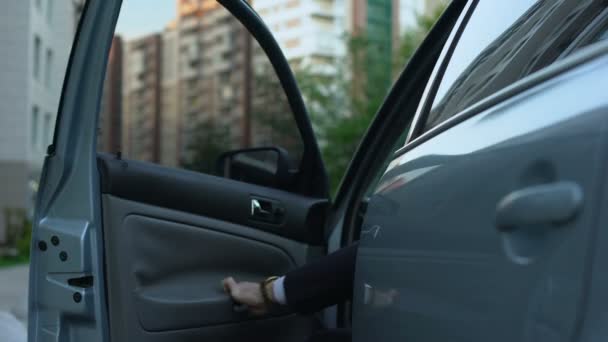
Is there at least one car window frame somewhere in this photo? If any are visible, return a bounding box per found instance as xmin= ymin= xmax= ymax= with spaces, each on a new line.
xmin=404 ymin=0 xmax=479 ymax=145
xmin=394 ymin=39 xmax=608 ymax=158
xmin=560 ymin=6 xmax=608 ymax=59
xmin=95 ymin=0 xmax=330 ymax=198
xmin=400 ymin=0 xmax=608 ymax=157
xmin=330 ymin=0 xmax=471 ymax=328
xmin=220 ymin=0 xmax=330 ymax=198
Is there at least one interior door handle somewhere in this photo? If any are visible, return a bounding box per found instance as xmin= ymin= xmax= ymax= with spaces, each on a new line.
xmin=496 ymin=181 xmax=583 ymax=231
xmin=251 ymin=199 xmax=272 ymax=217
xmin=232 ymin=300 xmax=249 ymax=314
xmin=250 ymin=198 xmax=284 ymax=223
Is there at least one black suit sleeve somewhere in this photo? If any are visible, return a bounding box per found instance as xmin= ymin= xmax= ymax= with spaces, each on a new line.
xmin=283 ymin=244 xmax=358 ymax=314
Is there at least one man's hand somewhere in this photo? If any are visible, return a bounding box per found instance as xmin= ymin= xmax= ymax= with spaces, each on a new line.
xmin=222 ymin=277 xmax=270 ymax=315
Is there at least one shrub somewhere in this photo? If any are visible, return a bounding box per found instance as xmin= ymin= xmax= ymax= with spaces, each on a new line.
xmin=16 ymin=219 xmax=32 ymax=259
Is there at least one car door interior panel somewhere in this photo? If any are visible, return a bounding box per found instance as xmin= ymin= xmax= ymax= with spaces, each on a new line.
xmin=98 ymin=154 xmax=329 ymax=244
xmin=101 ymin=197 xmax=321 ymax=341
xmin=99 ymin=155 xmax=327 ymax=341
xmin=29 ymin=0 xmax=341 ymax=340
xmin=127 ymin=215 xmax=293 ymax=331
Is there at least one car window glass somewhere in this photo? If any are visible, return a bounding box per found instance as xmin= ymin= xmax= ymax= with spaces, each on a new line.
xmin=99 ymin=0 xmax=303 ymax=189
xmin=562 ymin=8 xmax=608 ymax=55
xmin=598 ymin=29 xmax=608 ymax=41
xmin=255 ymin=1 xmax=447 ymax=194
xmin=423 ymin=0 xmax=608 ymax=132
xmin=589 ymin=14 xmax=608 ymax=43
xmin=600 ymin=27 xmax=608 ymax=40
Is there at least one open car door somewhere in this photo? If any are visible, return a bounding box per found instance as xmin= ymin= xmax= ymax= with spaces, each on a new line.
xmin=28 ymin=1 xmax=331 ymax=341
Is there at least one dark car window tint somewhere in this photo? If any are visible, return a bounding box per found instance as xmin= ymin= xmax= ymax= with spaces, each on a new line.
xmin=562 ymin=7 xmax=608 ymax=55
xmin=599 ymin=28 xmax=608 ymax=41
xmin=423 ymin=0 xmax=608 ymax=132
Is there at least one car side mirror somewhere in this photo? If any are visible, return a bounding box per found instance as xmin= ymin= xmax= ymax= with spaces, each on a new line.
xmin=216 ymin=147 xmax=294 ymax=189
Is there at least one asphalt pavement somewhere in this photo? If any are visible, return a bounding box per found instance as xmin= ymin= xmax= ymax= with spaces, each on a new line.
xmin=0 ymin=265 xmax=29 ymax=342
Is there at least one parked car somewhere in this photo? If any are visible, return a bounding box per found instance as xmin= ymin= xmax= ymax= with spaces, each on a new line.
xmin=28 ymin=0 xmax=608 ymax=341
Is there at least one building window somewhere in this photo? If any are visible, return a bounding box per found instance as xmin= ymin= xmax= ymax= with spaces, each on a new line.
xmin=286 ymin=0 xmax=299 ymax=9
xmin=43 ymin=113 xmax=52 ymax=146
xmin=286 ymin=18 xmax=302 ymax=28
xmin=285 ymin=38 xmax=301 ymax=49
xmin=32 ymin=106 xmax=40 ymax=149
xmin=45 ymin=48 xmax=53 ymax=88
xmin=33 ymin=36 xmax=41 ymax=80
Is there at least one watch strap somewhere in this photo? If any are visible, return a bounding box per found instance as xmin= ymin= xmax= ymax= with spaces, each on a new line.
xmin=260 ymin=276 xmax=279 ymax=306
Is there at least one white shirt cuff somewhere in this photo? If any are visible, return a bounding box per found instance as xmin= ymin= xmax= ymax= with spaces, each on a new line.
xmin=272 ymin=276 xmax=287 ymax=305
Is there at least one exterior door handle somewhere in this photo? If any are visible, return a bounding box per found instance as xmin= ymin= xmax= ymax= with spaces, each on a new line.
xmin=496 ymin=181 xmax=583 ymax=231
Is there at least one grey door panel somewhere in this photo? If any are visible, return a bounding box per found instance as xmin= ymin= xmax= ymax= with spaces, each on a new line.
xmin=111 ymin=315 xmax=316 ymax=342
xmin=578 ymin=155 xmax=608 ymax=341
xmin=98 ymin=154 xmax=328 ymax=244
xmin=128 ymin=215 xmax=293 ymax=331
xmin=353 ymin=55 xmax=608 ymax=342
xmin=103 ymin=195 xmax=320 ymax=341
xmin=27 ymin=0 xmax=118 ymax=339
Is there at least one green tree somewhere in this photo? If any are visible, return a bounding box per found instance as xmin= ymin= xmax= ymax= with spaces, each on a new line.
xmin=0 ymin=209 xmax=31 ymax=266
xmin=180 ymin=4 xmax=447 ymax=193
xmin=394 ymin=4 xmax=448 ymax=76
xmin=251 ymin=62 xmax=304 ymax=162
xmin=297 ymin=5 xmax=447 ymax=194
xmin=181 ymin=119 xmax=231 ymax=175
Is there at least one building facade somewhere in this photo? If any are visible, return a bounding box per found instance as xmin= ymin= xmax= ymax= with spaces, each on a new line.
xmin=348 ymin=0 xmax=400 ymax=91
xmin=160 ymin=24 xmax=181 ymax=167
xmin=174 ymin=0 xmax=253 ymax=160
xmin=98 ymin=36 xmax=124 ymax=155
xmin=106 ymin=0 xmax=443 ymax=173
xmin=122 ymin=34 xmax=163 ymax=163
xmin=0 ymin=0 xmax=76 ymax=242
xmin=255 ymin=0 xmax=348 ymax=73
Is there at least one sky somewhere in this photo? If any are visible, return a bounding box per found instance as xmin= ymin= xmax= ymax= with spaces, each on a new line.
xmin=115 ymin=1 xmax=177 ymax=39
xmin=114 ymin=0 xmax=427 ymax=40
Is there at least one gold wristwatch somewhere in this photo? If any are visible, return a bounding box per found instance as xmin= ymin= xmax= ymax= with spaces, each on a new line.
xmin=260 ymin=276 xmax=279 ymax=306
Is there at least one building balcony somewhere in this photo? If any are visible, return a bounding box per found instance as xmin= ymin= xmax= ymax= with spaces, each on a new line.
xmin=311 ymin=0 xmax=335 ymax=18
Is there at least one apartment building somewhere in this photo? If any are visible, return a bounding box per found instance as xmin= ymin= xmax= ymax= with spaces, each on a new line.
xmin=175 ymin=0 xmax=206 ymax=161
xmin=199 ymin=3 xmax=249 ymax=146
xmin=122 ymin=34 xmax=163 ymax=163
xmin=0 ymin=0 xmax=76 ymax=242
xmin=175 ymin=0 xmax=253 ymax=159
xmin=255 ymin=0 xmax=348 ymax=73
xmin=347 ymin=0 xmax=400 ymax=92
xmin=108 ymin=0 xmax=444 ymax=171
xmin=349 ymin=0 xmax=400 ymax=46
xmin=98 ymin=36 xmax=124 ymax=154
xmin=160 ymin=24 xmax=181 ymax=167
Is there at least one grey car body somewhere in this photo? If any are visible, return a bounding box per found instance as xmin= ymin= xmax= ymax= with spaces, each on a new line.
xmin=354 ymin=1 xmax=608 ymax=341
xmin=28 ymin=0 xmax=608 ymax=341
